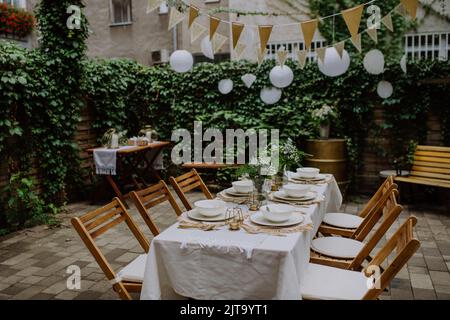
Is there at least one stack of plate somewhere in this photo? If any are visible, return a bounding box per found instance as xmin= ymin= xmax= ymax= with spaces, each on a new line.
xmin=222 ymin=187 xmax=252 ymax=199
xmin=290 ymin=173 xmax=328 ymax=183
xmin=272 ymin=190 xmax=317 ymax=203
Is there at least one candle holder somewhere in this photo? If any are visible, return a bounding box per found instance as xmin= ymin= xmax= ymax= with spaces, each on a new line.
xmin=225 ymin=207 xmax=244 ymax=231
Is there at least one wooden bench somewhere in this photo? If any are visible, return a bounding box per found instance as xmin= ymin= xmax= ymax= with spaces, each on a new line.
xmin=394 ymin=145 xmax=450 ymax=189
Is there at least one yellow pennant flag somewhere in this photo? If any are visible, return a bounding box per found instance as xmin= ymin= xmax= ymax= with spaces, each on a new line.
xmin=277 ymin=47 xmax=289 ymax=66
xmin=146 ymin=0 xmax=163 ymax=14
xmin=341 ymin=4 xmax=365 ymax=39
xmin=401 ymin=0 xmax=419 ymax=20
xmin=316 ymin=47 xmax=327 ymax=63
xmin=231 ymin=22 xmax=245 ymax=49
xmin=381 ymin=14 xmax=394 ymax=32
xmin=168 ymin=7 xmax=185 ymax=31
xmin=258 ymin=25 xmax=273 ymax=54
xmin=334 ymin=41 xmax=346 ymax=58
xmin=350 ymin=34 xmax=362 ymax=53
xmin=300 ymin=19 xmax=318 ymax=51
xmin=366 ymin=27 xmax=378 ymax=44
xmin=296 ymin=50 xmax=308 ymax=69
xmin=234 ymin=43 xmax=247 ymax=59
xmin=212 ymin=33 xmax=228 ymax=53
xmin=257 ymin=47 xmax=267 ymax=66
xmin=188 ymin=5 xmax=199 ymax=29
xmin=190 ymin=22 xmax=207 ymax=44
xmin=210 ymin=16 xmax=221 ymax=40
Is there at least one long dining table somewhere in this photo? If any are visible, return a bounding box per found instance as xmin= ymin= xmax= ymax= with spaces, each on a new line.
xmin=140 ymin=175 xmax=343 ymax=300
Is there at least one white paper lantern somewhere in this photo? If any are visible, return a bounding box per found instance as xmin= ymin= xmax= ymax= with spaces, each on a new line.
xmin=241 ymin=73 xmax=256 ymax=88
xmin=318 ymin=47 xmax=351 ymax=77
xmin=363 ymin=49 xmax=385 ymax=75
xmin=218 ymin=79 xmax=233 ymax=94
xmin=377 ymin=81 xmax=393 ymax=99
xmin=269 ymin=65 xmax=294 ymax=88
xmin=169 ymin=50 xmax=193 ymax=73
xmin=400 ymin=54 xmax=407 ymax=74
xmin=260 ymin=87 xmax=282 ymax=105
xmin=201 ymin=36 xmax=214 ymax=60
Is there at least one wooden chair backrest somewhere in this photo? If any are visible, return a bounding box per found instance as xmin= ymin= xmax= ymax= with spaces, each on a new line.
xmin=363 ymin=216 xmax=420 ymax=300
xmin=71 ymin=198 xmax=150 ymax=300
xmin=169 ymin=169 xmax=213 ymax=211
xmin=130 ymin=180 xmax=182 ymax=236
xmin=409 ymin=145 xmax=450 ymax=186
xmin=359 ymin=176 xmax=396 ymax=218
xmin=349 ymin=190 xmax=403 ymax=269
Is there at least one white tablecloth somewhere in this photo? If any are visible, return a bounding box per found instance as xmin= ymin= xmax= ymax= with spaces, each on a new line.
xmin=140 ymin=178 xmax=342 ymax=300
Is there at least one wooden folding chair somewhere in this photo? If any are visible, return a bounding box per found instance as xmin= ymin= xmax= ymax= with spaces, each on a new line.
xmin=319 ymin=176 xmax=398 ymax=238
xmin=310 ymin=190 xmax=403 ymax=270
xmin=300 ymin=217 xmax=420 ymax=300
xmin=130 ymin=180 xmax=183 ymax=236
xmin=71 ymin=198 xmax=150 ymax=300
xmin=169 ymin=168 xmax=213 ymax=211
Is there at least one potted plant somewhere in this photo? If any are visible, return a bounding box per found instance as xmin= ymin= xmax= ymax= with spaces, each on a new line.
xmin=0 ymin=3 xmax=35 ymax=39
xmin=311 ymin=104 xmax=337 ymax=140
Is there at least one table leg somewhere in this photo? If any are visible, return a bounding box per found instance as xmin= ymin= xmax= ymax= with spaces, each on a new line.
xmin=106 ymin=175 xmax=129 ymax=208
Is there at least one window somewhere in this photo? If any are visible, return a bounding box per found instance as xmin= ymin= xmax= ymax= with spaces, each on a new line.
xmin=1 ymin=0 xmax=26 ymax=8
xmin=405 ymin=32 xmax=450 ymax=61
xmin=110 ymin=0 xmax=132 ymax=25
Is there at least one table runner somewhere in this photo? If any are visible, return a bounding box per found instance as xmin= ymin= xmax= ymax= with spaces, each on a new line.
xmin=140 ymin=177 xmax=342 ymax=300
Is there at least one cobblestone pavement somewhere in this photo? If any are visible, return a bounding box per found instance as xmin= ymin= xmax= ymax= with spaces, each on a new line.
xmin=0 ymin=192 xmax=449 ymax=300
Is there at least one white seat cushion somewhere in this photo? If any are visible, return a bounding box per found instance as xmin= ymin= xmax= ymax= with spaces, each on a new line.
xmin=311 ymin=237 xmax=364 ymax=259
xmin=300 ymin=263 xmax=369 ymax=300
xmin=117 ymin=254 xmax=147 ymax=282
xmin=323 ymin=212 xmax=363 ymax=229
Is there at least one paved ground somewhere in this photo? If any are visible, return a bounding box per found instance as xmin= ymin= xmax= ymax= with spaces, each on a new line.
xmin=0 ymin=191 xmax=449 ymax=300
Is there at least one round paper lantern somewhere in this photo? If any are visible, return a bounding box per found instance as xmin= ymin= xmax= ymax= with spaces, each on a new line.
xmin=201 ymin=36 xmax=214 ymax=60
xmin=363 ymin=49 xmax=385 ymax=75
xmin=318 ymin=47 xmax=351 ymax=77
xmin=377 ymin=81 xmax=393 ymax=99
xmin=269 ymin=65 xmax=294 ymax=88
xmin=169 ymin=50 xmax=193 ymax=73
xmin=400 ymin=54 xmax=407 ymax=74
xmin=241 ymin=73 xmax=256 ymax=88
xmin=260 ymin=87 xmax=282 ymax=105
xmin=218 ymin=79 xmax=233 ymax=94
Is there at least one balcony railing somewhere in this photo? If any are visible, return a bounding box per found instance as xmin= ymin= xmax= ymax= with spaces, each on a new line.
xmin=405 ymin=31 xmax=450 ymax=61
xmin=265 ymin=39 xmax=327 ymax=62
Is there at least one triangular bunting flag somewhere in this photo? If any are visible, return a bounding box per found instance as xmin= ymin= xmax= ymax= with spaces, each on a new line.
xmin=300 ymin=19 xmax=318 ymax=51
xmin=168 ymin=7 xmax=185 ymax=31
xmin=277 ymin=47 xmax=289 ymax=66
xmin=350 ymin=34 xmax=362 ymax=53
xmin=210 ymin=16 xmax=221 ymax=40
xmin=366 ymin=27 xmax=378 ymax=44
xmin=231 ymin=22 xmax=245 ymax=49
xmin=334 ymin=41 xmax=346 ymax=58
xmin=341 ymin=4 xmax=364 ymax=38
xmin=212 ymin=33 xmax=228 ymax=53
xmin=401 ymin=0 xmax=419 ymax=20
xmin=258 ymin=25 xmax=273 ymax=54
xmin=190 ymin=22 xmax=207 ymax=44
xmin=395 ymin=3 xmax=409 ymax=17
xmin=188 ymin=5 xmax=200 ymax=28
xmin=146 ymin=0 xmax=163 ymax=14
xmin=257 ymin=47 xmax=267 ymax=66
xmin=316 ymin=47 xmax=327 ymax=63
xmin=381 ymin=14 xmax=394 ymax=32
xmin=234 ymin=43 xmax=247 ymax=59
xmin=296 ymin=50 xmax=308 ymax=69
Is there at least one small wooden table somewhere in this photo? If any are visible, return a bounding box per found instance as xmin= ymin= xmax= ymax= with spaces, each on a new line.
xmin=87 ymin=141 xmax=171 ymax=205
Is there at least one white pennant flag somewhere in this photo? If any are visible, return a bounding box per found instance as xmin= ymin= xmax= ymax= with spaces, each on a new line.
xmin=147 ymin=0 xmax=164 ymax=14
xmin=234 ymin=43 xmax=247 ymax=59
xmin=168 ymin=7 xmax=185 ymax=31
xmin=191 ymin=22 xmax=207 ymax=44
xmin=212 ymin=33 xmax=228 ymax=53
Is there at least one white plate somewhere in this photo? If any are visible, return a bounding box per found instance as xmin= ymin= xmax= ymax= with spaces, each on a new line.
xmin=273 ymin=190 xmax=317 ymax=201
xmin=187 ymin=208 xmax=231 ymax=222
xmin=223 ymin=187 xmax=252 ymax=197
xmin=291 ymin=173 xmax=328 ymax=181
xmin=250 ymin=212 xmax=304 ymax=227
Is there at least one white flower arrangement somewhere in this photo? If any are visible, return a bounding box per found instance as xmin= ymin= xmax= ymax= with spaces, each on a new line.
xmin=311 ymin=104 xmax=336 ymax=123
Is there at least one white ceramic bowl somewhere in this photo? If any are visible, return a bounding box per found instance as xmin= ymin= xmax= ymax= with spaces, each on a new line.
xmin=260 ymin=204 xmax=294 ymax=223
xmin=232 ymin=180 xmax=253 ymax=193
xmin=296 ymin=167 xmax=320 ymax=178
xmin=282 ymin=184 xmax=311 ymax=197
xmin=194 ymin=200 xmax=226 ymax=217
